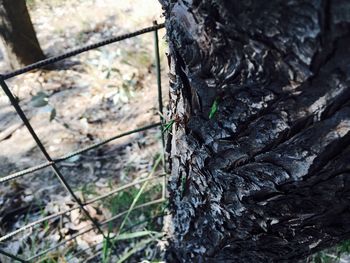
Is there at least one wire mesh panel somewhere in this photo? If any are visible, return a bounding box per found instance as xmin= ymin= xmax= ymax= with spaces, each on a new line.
xmin=0 ymin=22 xmax=167 ymax=263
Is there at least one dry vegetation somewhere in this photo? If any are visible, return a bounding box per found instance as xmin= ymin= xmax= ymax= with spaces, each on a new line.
xmin=0 ymin=0 xmax=168 ymax=262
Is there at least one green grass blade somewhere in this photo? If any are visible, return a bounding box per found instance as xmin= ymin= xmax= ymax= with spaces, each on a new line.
xmin=117 ymin=233 xmax=163 ymax=263
xmin=102 ymin=232 xmax=111 ymax=263
xmin=162 ymin=119 xmax=174 ymax=134
xmin=114 ymin=230 xmax=159 ymax=241
xmin=117 ymin=155 xmax=162 ymax=234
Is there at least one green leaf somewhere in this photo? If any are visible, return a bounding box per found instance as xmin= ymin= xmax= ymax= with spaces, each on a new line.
xmin=31 ymin=91 xmax=49 ymax=108
xmin=209 ymin=98 xmax=219 ymax=119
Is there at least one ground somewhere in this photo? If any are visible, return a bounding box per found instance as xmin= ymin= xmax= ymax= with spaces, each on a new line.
xmin=0 ymin=0 xmax=168 ymax=262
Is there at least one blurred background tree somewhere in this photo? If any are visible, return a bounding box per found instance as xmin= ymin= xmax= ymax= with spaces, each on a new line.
xmin=0 ymin=0 xmax=45 ymax=69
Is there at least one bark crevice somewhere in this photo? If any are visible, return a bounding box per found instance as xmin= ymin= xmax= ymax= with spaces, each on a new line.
xmin=161 ymin=0 xmax=350 ymax=262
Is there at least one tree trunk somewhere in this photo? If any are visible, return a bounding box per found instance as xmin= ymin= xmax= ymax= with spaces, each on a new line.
xmin=0 ymin=0 xmax=45 ymax=69
xmin=160 ymin=0 xmax=350 ymax=262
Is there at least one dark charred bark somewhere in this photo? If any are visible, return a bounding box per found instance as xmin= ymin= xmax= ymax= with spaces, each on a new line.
xmin=0 ymin=0 xmax=45 ymax=69
xmin=160 ymin=0 xmax=350 ymax=262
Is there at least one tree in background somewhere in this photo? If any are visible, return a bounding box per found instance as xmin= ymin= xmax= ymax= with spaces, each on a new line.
xmin=0 ymin=0 xmax=45 ymax=69
xmin=161 ymin=0 xmax=350 ymax=262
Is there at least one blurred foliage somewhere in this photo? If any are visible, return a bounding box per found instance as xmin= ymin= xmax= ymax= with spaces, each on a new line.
xmin=308 ymin=240 xmax=350 ymax=263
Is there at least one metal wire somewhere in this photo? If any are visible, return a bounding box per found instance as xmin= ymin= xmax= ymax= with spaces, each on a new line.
xmin=0 ymin=161 xmax=53 ymax=183
xmin=154 ymin=21 xmax=165 ymax=151
xmin=0 ymin=248 xmax=28 ymax=263
xmin=0 ymin=22 xmax=167 ymax=262
xmin=69 ymin=211 xmax=168 ymax=261
xmin=0 ymin=173 xmax=166 ymax=242
xmin=0 ymin=79 xmax=108 ymax=241
xmin=1 ymin=23 xmax=164 ymax=80
xmin=26 ymin=199 xmax=165 ymax=262
xmin=55 ymin=122 xmax=161 ymax=162
xmin=0 ymin=123 xmax=161 ymax=184
xmin=153 ymin=22 xmax=168 ymax=201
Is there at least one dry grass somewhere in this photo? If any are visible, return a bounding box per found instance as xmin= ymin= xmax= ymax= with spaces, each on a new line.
xmin=0 ymin=0 xmax=168 ymax=262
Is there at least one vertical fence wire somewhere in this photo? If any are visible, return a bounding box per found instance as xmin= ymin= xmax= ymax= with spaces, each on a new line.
xmin=153 ymin=21 xmax=168 ymax=201
xmin=154 ymin=21 xmax=165 ymax=151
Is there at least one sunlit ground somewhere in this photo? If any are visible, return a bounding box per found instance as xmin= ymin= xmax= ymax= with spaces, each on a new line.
xmin=0 ymin=0 xmax=168 ymax=262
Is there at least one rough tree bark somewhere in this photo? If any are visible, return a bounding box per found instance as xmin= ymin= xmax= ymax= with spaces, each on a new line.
xmin=0 ymin=0 xmax=45 ymax=69
xmin=160 ymin=0 xmax=350 ymax=262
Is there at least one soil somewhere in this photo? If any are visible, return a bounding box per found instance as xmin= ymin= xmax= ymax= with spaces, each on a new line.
xmin=0 ymin=0 xmax=168 ymax=262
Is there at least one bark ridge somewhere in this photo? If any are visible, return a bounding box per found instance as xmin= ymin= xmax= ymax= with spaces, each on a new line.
xmin=161 ymin=0 xmax=350 ymax=262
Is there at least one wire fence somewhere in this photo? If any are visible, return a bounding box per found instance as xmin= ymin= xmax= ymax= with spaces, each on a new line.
xmin=0 ymin=21 xmax=167 ymax=262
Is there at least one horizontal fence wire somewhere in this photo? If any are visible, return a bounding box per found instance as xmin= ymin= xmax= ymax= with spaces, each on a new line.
xmin=26 ymin=199 xmax=166 ymax=262
xmin=0 ymin=161 xmax=53 ymax=183
xmin=0 ymin=122 xmax=161 ymax=183
xmin=0 ymin=173 xmax=166 ymax=242
xmin=0 ymin=21 xmax=167 ymax=263
xmin=69 ymin=211 xmax=168 ymax=261
xmin=1 ymin=23 xmax=165 ymax=80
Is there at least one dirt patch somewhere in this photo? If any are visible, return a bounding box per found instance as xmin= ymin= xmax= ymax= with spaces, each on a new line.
xmin=0 ymin=0 xmax=168 ymax=261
